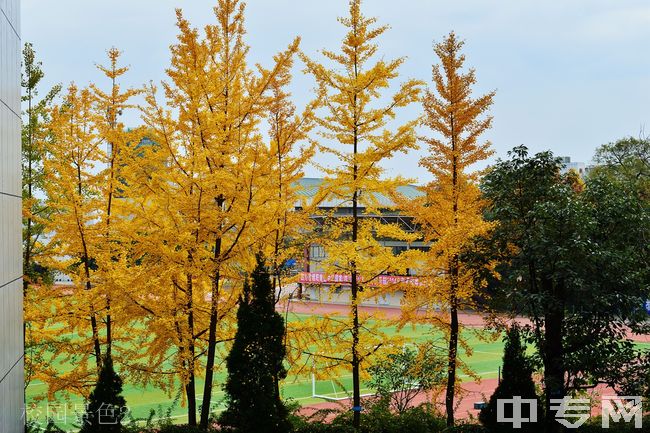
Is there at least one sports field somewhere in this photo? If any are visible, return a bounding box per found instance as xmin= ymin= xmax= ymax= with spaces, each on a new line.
xmin=27 ymin=305 xmax=650 ymax=430
xmin=26 ymin=311 xmax=505 ymax=430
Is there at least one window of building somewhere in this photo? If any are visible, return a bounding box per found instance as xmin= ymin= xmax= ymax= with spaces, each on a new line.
xmin=310 ymin=245 xmax=326 ymax=259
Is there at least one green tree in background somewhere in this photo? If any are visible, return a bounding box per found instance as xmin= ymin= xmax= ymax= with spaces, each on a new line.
xmin=480 ymin=325 xmax=541 ymax=433
xmin=481 ymin=146 xmax=650 ymax=433
xmin=21 ymin=42 xmax=60 ymax=396
xmin=592 ymin=135 xmax=650 ymax=200
xmin=80 ymin=355 xmax=127 ymax=433
xmin=21 ymin=42 xmax=60 ymax=292
xmin=219 ymin=255 xmax=291 ymax=433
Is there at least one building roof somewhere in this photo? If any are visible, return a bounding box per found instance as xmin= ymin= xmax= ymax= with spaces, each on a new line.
xmin=294 ymin=177 xmax=423 ymax=209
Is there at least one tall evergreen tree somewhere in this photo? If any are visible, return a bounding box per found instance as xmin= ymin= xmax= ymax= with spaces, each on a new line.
xmin=480 ymin=325 xmax=541 ymax=433
xmin=219 ymin=255 xmax=291 ymax=433
xmin=80 ymin=355 xmax=127 ymax=433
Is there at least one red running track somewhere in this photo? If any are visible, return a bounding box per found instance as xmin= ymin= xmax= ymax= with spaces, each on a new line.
xmin=282 ymin=300 xmax=649 ymax=420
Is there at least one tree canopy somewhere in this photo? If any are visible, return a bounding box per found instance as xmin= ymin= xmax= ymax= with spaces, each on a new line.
xmin=481 ymin=145 xmax=650 ymax=432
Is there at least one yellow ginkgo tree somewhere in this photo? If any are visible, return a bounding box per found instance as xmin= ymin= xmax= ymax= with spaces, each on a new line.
xmin=89 ymin=47 xmax=143 ymax=359
xmin=41 ymin=47 xmax=142 ymax=397
xmin=399 ymin=32 xmax=496 ymax=426
xmin=43 ymin=83 xmax=104 ymax=394
xmin=261 ymin=56 xmax=316 ymax=296
xmin=300 ymin=0 xmax=422 ymax=428
xmin=130 ymin=0 xmax=309 ymax=426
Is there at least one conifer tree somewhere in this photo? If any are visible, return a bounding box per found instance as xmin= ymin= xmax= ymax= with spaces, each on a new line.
xmin=22 ymin=42 xmax=60 ymax=295
xmin=398 ymin=32 xmax=495 ymax=426
xmin=80 ymin=354 xmax=127 ymax=433
xmin=300 ymin=2 xmax=422 ymax=427
xmin=479 ymin=326 xmax=541 ymax=433
xmin=219 ymin=255 xmax=291 ymax=433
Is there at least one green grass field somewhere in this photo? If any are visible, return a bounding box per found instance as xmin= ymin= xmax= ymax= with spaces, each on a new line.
xmin=26 ymin=312 xmax=505 ymax=429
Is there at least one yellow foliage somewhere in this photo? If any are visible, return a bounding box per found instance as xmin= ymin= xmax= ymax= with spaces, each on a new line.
xmin=28 ymin=4 xmax=500 ymax=426
xmin=395 ymin=32 xmax=496 ymax=423
xmin=126 ymin=0 xmax=314 ymax=422
xmin=298 ymin=0 xmax=422 ymax=419
xmin=37 ymin=48 xmax=144 ymax=396
xmin=42 ymin=83 xmax=104 ymax=395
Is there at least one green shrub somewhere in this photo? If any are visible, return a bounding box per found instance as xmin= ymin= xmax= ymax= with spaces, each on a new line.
xmin=441 ymin=424 xmax=488 ymax=433
xmin=122 ymin=424 xmax=214 ymax=433
xmin=324 ymin=402 xmax=445 ymax=433
xmin=24 ymin=420 xmax=67 ymax=433
xmin=43 ymin=420 xmax=66 ymax=433
xmin=367 ymin=344 xmax=445 ymax=414
xmin=576 ymin=416 xmax=650 ymax=433
xmin=290 ymin=399 xmax=447 ymax=433
xmin=156 ymin=425 xmax=207 ymax=433
xmin=25 ymin=420 xmax=42 ymax=433
xmin=442 ymin=425 xmax=489 ymax=433
xmin=293 ymin=423 xmax=356 ymax=433
xmin=393 ymin=406 xmax=446 ymax=433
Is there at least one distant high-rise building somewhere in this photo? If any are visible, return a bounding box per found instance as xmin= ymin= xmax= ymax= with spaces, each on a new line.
xmin=0 ymin=0 xmax=24 ymax=432
xmin=559 ymin=156 xmax=594 ymax=177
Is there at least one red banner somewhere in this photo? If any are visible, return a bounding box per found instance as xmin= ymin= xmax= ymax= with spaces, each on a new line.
xmin=298 ymin=272 xmax=420 ymax=287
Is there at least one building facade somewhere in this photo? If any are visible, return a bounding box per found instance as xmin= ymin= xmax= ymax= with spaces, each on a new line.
xmin=294 ymin=178 xmax=425 ymax=307
xmin=0 ymin=0 xmax=24 ymax=432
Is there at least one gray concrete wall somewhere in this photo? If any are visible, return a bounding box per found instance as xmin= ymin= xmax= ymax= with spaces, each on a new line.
xmin=304 ymin=285 xmax=404 ymax=307
xmin=0 ymin=0 xmax=24 ymax=431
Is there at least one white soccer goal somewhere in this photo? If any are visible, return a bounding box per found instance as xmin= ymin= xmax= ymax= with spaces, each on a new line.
xmin=309 ymin=344 xmax=425 ymax=402
xmin=310 ymin=374 xmax=375 ymax=401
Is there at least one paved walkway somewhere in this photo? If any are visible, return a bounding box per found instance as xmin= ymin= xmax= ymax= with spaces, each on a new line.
xmin=298 ymin=378 xmax=500 ymax=421
xmin=298 ymin=380 xmax=619 ymax=421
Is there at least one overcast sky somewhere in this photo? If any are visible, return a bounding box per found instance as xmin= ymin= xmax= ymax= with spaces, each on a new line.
xmin=22 ymin=0 xmax=650 ymax=181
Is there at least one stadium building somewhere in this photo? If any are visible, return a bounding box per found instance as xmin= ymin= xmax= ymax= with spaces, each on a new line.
xmin=0 ymin=0 xmax=24 ymax=431
xmin=294 ymin=178 xmax=425 ymax=307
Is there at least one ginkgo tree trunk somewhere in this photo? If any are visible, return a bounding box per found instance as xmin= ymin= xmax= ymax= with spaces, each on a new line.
xmin=301 ymin=0 xmax=421 ymax=428
xmin=400 ymin=32 xmax=496 ymax=426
